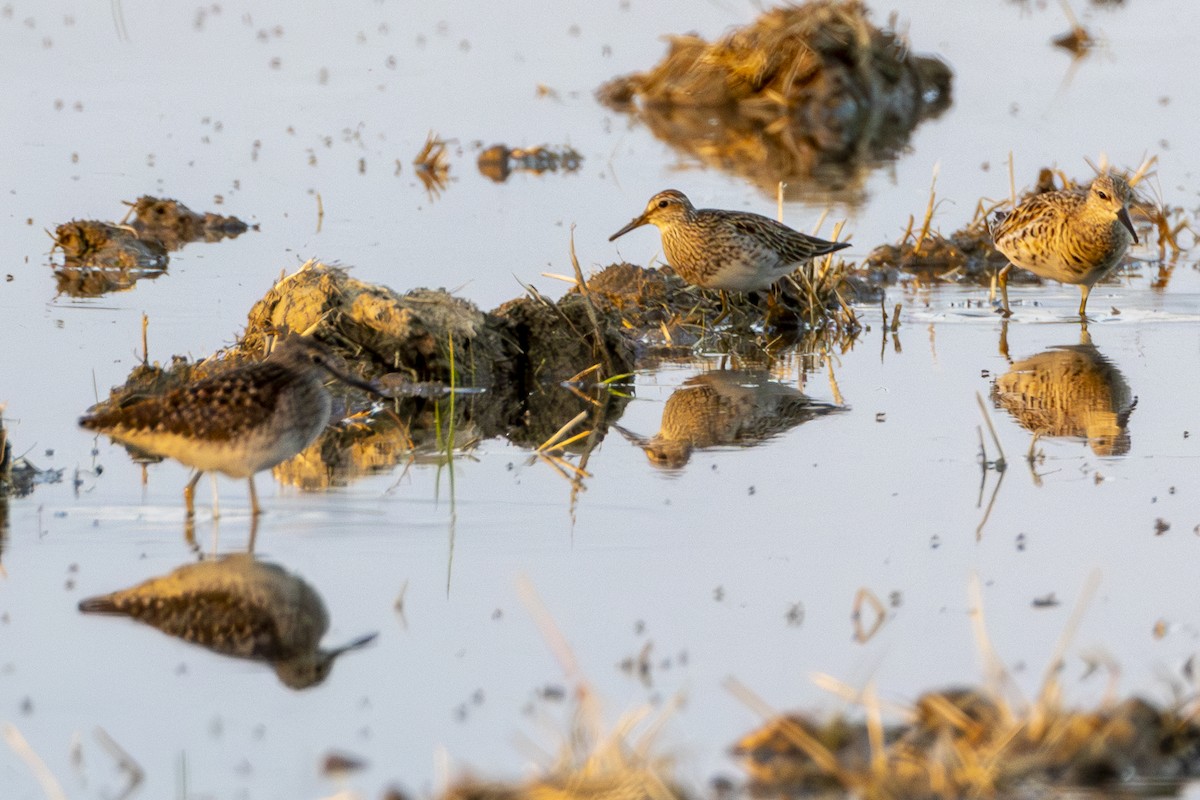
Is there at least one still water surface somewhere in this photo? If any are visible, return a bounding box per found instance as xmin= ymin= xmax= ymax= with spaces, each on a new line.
xmin=2 ymin=1 xmax=1200 ymax=797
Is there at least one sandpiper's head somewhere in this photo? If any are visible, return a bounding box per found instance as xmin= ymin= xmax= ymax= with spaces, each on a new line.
xmin=1087 ymin=174 xmax=1138 ymax=243
xmin=609 ymin=189 xmax=695 ymax=241
xmin=274 ymin=631 xmax=378 ymax=690
xmin=269 ymin=335 xmax=379 ymax=395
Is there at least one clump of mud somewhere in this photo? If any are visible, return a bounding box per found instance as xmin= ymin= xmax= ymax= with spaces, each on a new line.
xmin=124 ymin=196 xmax=251 ymax=251
xmin=92 ymin=261 xmax=635 ymax=490
xmin=477 ymin=144 xmax=583 ymax=182
xmin=579 ymin=256 xmax=867 ymax=352
xmin=597 ymin=1 xmax=952 ymax=203
xmin=735 ymin=688 xmax=1200 ymax=798
xmin=51 ymin=196 xmax=254 ymax=297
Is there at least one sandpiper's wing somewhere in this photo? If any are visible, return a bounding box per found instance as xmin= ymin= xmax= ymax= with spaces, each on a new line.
xmin=726 ymin=213 xmax=851 ymax=263
xmin=80 ymin=360 xmax=299 ymax=442
xmin=990 ymin=189 xmax=1081 ymax=243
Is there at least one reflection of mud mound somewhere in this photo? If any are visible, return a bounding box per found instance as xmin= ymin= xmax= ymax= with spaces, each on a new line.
xmin=597 ymin=1 xmax=952 ymax=203
xmin=79 ymin=554 xmax=375 ymax=690
xmin=992 ymin=341 xmax=1135 ymax=456
xmin=618 ymin=370 xmax=845 ymax=469
xmin=477 ymin=144 xmax=583 ymax=183
xmin=52 ymin=197 xmax=253 ymax=297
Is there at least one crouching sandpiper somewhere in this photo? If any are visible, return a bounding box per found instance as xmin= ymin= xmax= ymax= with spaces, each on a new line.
xmin=989 ymin=173 xmax=1138 ymax=319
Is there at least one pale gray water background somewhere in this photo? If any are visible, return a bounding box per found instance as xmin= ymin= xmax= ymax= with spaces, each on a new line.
xmin=3 ymin=1 xmax=1200 ymax=798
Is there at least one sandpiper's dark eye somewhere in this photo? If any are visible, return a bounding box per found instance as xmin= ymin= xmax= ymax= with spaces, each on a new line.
xmin=1097 ymin=190 xmax=1109 ymax=201
xmin=657 ymin=199 xmax=669 ymax=208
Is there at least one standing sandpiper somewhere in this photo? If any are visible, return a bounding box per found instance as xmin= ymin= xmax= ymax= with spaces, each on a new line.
xmin=80 ymin=335 xmax=377 ymax=517
xmin=989 ymin=174 xmax=1138 ymax=319
xmin=609 ymin=190 xmax=850 ymax=320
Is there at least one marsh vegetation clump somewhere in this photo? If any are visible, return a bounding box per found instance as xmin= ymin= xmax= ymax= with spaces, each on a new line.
xmin=50 ymin=196 xmax=253 ymax=297
xmin=597 ymin=1 xmax=952 ymax=203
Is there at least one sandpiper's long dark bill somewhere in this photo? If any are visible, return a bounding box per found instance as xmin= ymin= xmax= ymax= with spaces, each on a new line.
xmin=79 ymin=335 xmax=378 ymax=517
xmin=609 ymin=189 xmax=850 ymax=294
xmin=989 ymin=173 xmax=1138 ymax=319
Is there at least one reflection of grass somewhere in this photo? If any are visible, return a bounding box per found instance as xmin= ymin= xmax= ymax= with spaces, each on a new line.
xmin=440 ymin=580 xmax=687 ymax=800
xmin=438 ymin=335 xmax=458 ymax=595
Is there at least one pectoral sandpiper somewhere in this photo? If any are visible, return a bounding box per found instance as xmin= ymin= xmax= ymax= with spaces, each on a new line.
xmin=989 ymin=174 xmax=1138 ymax=319
xmin=609 ymin=189 xmax=850 ymax=320
xmin=80 ymin=335 xmax=377 ymax=517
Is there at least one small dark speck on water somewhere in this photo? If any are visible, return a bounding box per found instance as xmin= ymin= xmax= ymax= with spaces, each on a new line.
xmin=713 ymin=586 xmax=724 ymax=602
xmin=634 ymin=620 xmax=645 ymax=635
xmin=748 ymin=486 xmax=755 ymax=495
xmin=1016 ymin=533 xmax=1026 ymax=551
xmin=875 ymin=412 xmax=886 ymax=422
xmin=889 ymin=591 xmax=902 ymax=607
xmin=1032 ymin=593 xmax=1060 ymax=608
xmin=930 ymin=534 xmax=940 ymax=549
xmin=1154 ymin=518 xmax=1170 ymax=536
xmin=785 ymin=602 xmax=804 ymax=627
xmin=491 ymin=608 xmax=502 ymax=620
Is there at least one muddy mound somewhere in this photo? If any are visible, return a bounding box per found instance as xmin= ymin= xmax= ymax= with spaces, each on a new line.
xmin=597 ymin=1 xmax=952 ymax=203
xmin=91 ymin=261 xmax=635 ymax=490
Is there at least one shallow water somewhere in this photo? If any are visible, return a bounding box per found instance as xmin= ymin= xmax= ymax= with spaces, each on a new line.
xmin=3 ymin=1 xmax=1200 ymax=798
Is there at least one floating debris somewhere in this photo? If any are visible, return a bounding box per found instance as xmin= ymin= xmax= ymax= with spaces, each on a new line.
xmin=477 ymin=143 xmax=583 ymax=182
xmin=414 ymin=131 xmax=452 ymax=199
xmin=78 ymin=554 xmax=377 ymax=690
xmin=597 ymin=1 xmax=952 ymax=203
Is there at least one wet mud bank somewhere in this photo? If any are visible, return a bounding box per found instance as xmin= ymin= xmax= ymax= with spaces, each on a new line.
xmin=86 ymin=261 xmax=639 ymax=487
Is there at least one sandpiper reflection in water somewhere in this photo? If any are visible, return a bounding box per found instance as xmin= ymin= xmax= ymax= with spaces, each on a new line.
xmin=616 ymin=370 xmax=844 ymax=469
xmin=78 ymin=554 xmax=376 ymax=689
xmin=992 ymin=332 xmax=1135 ymax=456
